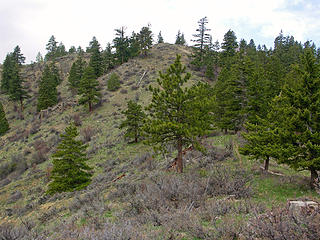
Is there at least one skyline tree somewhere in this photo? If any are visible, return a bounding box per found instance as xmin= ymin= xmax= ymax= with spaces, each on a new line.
xmin=175 ymin=30 xmax=186 ymax=45
xmin=138 ymin=25 xmax=153 ymax=56
xmin=113 ymin=27 xmax=130 ymax=64
xmin=157 ymin=31 xmax=164 ymax=43
xmin=192 ymin=17 xmax=211 ymax=61
xmin=45 ymin=35 xmax=58 ymax=61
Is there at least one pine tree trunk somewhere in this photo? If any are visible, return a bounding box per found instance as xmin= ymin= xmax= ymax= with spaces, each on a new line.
xmin=264 ymin=156 xmax=270 ymax=172
xmin=310 ymin=168 xmax=318 ymax=189
xmin=177 ymin=139 xmax=183 ymax=173
xmin=89 ymin=101 xmax=92 ymax=112
xmin=19 ymin=99 xmax=24 ymax=120
xmin=135 ymin=136 xmax=138 ymax=143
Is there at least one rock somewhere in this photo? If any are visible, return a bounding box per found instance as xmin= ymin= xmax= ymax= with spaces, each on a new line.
xmin=9 ymin=190 xmax=23 ymax=203
xmin=289 ymin=200 xmax=319 ymax=213
xmin=5 ymin=208 xmax=13 ymax=216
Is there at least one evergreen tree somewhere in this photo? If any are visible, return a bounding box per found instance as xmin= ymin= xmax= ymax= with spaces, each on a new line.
xmin=68 ymin=55 xmax=86 ymax=92
xmin=0 ymin=102 xmax=9 ymax=136
xmin=120 ymin=100 xmax=146 ymax=143
xmin=45 ymin=35 xmax=58 ymax=61
xmin=37 ymin=65 xmax=59 ymax=112
xmin=221 ymin=29 xmax=238 ymax=65
xmin=157 ymin=31 xmax=164 ymax=43
xmin=1 ymin=53 xmax=14 ymax=93
xmin=128 ymin=32 xmax=140 ymax=58
xmin=36 ymin=52 xmax=44 ymax=63
xmin=47 ymin=123 xmax=92 ymax=194
xmin=192 ymin=17 xmax=211 ymax=61
xmin=8 ymin=61 xmax=29 ymax=115
xmin=68 ymin=46 xmax=76 ymax=54
xmin=89 ymin=47 xmax=103 ymax=78
xmin=107 ymin=73 xmax=120 ymax=91
xmin=86 ymin=36 xmax=100 ymax=53
xmin=1 ymin=47 xmax=29 ymax=116
xmin=113 ymin=27 xmax=130 ymax=64
xmin=56 ymin=42 xmax=67 ymax=57
xmin=213 ymin=55 xmax=253 ymax=132
xmin=79 ymin=66 xmax=101 ymax=112
xmin=175 ymin=30 xmax=186 ymax=45
xmin=144 ymin=55 xmax=213 ymax=173
xmin=138 ymin=24 xmax=153 ymax=56
xmin=102 ymin=43 xmax=115 ymax=72
xmin=240 ymin=116 xmax=280 ymax=171
xmin=269 ymin=48 xmax=320 ymax=187
xmin=12 ymin=46 xmax=25 ymax=65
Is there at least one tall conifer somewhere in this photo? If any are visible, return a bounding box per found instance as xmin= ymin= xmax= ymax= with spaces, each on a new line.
xmin=144 ymin=55 xmax=213 ymax=173
xmin=79 ymin=66 xmax=101 ymax=112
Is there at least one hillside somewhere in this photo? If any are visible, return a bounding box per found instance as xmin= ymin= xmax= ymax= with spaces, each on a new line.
xmin=0 ymin=43 xmax=320 ymax=239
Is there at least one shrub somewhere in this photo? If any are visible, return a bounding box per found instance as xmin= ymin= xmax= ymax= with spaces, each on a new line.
xmin=107 ymin=73 xmax=120 ymax=91
xmin=72 ymin=113 xmax=82 ymax=126
xmin=120 ymin=89 xmax=127 ymax=94
xmin=81 ymin=126 xmax=95 ymax=142
xmin=31 ymin=139 xmax=49 ymax=165
xmin=244 ymin=204 xmax=320 ymax=240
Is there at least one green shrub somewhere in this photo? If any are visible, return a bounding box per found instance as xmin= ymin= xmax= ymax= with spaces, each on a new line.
xmin=107 ymin=73 xmax=120 ymax=91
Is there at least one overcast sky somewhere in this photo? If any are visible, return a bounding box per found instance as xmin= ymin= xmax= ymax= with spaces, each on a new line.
xmin=1 ymin=0 xmax=320 ymax=63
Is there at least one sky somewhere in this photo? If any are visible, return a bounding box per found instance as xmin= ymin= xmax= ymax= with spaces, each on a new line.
xmin=0 ymin=0 xmax=320 ymax=63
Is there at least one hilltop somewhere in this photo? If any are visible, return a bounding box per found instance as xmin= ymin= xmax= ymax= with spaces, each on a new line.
xmin=0 ymin=43 xmax=320 ymax=239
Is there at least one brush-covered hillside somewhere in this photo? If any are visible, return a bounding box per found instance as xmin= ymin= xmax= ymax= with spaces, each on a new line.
xmin=0 ymin=43 xmax=320 ymax=239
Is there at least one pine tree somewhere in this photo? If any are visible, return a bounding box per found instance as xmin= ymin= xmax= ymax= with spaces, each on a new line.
xmin=102 ymin=43 xmax=115 ymax=72
xmin=88 ymin=37 xmax=103 ymax=78
xmin=36 ymin=52 xmax=44 ymax=63
xmin=69 ymin=46 xmax=76 ymax=54
xmin=47 ymin=123 xmax=92 ymax=194
xmin=79 ymin=66 xmax=101 ymax=112
xmin=175 ymin=30 xmax=186 ymax=45
xmin=138 ymin=24 xmax=153 ymax=56
xmin=113 ymin=27 xmax=130 ymax=64
xmin=12 ymin=46 xmax=25 ymax=65
xmin=86 ymin=36 xmax=100 ymax=53
xmin=45 ymin=35 xmax=58 ymax=61
xmin=56 ymin=42 xmax=67 ymax=57
xmin=0 ymin=102 xmax=9 ymax=136
xmin=1 ymin=53 xmax=15 ymax=93
xmin=8 ymin=61 xmax=29 ymax=115
xmin=128 ymin=32 xmax=140 ymax=58
xmin=144 ymin=55 xmax=213 ymax=173
xmin=213 ymin=54 xmax=253 ymax=132
xmin=37 ymin=65 xmax=59 ymax=112
xmin=107 ymin=73 xmax=120 ymax=91
xmin=120 ymin=100 xmax=146 ymax=143
xmin=157 ymin=31 xmax=164 ymax=43
xmin=192 ymin=17 xmax=211 ymax=61
xmin=221 ymin=29 xmax=238 ymax=66
xmin=1 ymin=47 xmax=29 ymax=116
xmin=240 ymin=116 xmax=280 ymax=171
xmin=270 ymin=48 xmax=320 ymax=187
xmin=68 ymin=55 xmax=86 ymax=92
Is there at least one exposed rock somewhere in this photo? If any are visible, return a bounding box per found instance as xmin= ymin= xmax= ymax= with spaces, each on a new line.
xmin=289 ymin=200 xmax=319 ymax=213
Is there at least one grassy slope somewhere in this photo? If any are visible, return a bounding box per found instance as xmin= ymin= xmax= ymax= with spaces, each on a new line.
xmin=0 ymin=43 xmax=319 ymax=238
